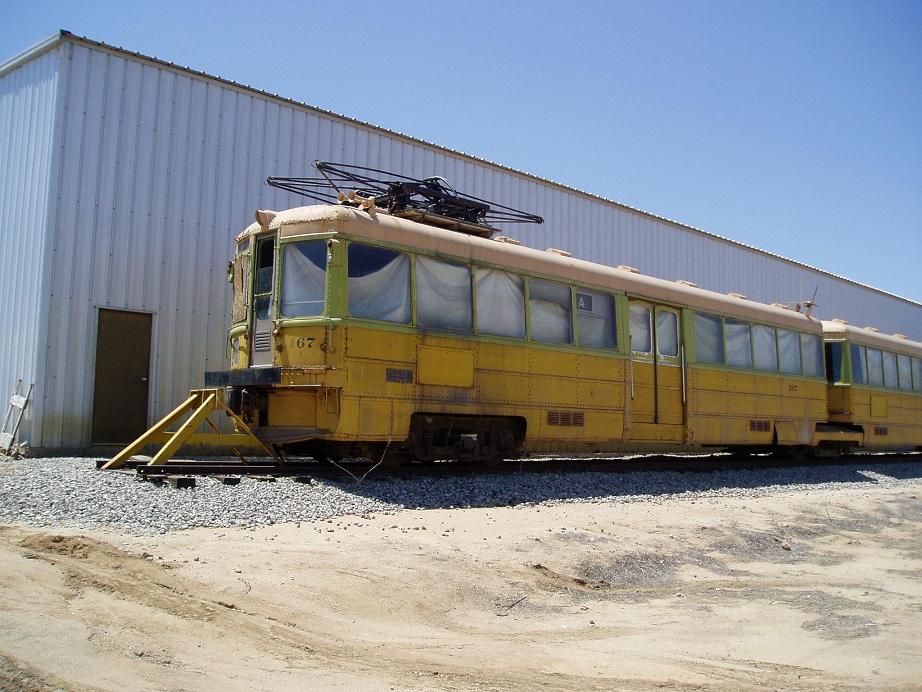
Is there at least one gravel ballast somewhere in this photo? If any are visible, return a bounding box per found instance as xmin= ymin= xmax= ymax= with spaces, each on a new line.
xmin=1 ymin=456 xmax=921 ymax=535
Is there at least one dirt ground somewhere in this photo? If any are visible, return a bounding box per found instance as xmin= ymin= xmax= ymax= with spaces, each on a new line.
xmin=2 ymin=479 xmax=922 ymax=690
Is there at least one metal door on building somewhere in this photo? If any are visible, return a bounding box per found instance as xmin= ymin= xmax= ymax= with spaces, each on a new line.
xmin=250 ymin=236 xmax=275 ymax=366
xmin=91 ymin=309 xmax=152 ymax=444
xmin=626 ymin=300 xmax=684 ymax=441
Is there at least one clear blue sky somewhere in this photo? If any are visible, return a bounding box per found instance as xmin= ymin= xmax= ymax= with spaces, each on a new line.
xmin=5 ymin=0 xmax=921 ymax=302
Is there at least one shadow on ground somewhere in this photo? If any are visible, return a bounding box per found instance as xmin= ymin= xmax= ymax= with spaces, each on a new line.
xmin=324 ymin=458 xmax=922 ymax=510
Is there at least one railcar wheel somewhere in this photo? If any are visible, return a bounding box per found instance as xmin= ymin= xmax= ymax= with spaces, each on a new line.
xmin=772 ymin=445 xmax=813 ymax=461
xmin=408 ymin=413 xmax=525 ymax=464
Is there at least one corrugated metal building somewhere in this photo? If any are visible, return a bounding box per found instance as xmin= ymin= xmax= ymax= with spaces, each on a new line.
xmin=2 ymin=31 xmax=921 ymax=450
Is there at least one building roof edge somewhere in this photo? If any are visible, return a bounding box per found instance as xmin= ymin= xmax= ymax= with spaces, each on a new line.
xmin=2 ymin=30 xmax=919 ymax=310
xmin=0 ymin=30 xmax=65 ymax=78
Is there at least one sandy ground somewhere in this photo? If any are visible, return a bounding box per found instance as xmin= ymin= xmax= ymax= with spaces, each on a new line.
xmin=1 ymin=478 xmax=922 ymax=690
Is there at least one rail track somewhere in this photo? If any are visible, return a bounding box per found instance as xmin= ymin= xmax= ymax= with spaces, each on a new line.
xmin=101 ymin=451 xmax=922 ymax=484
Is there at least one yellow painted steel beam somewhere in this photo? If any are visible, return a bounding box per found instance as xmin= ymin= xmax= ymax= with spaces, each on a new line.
xmin=148 ymin=431 xmax=267 ymax=447
xmin=148 ymin=393 xmax=218 ymax=465
xmin=223 ymin=405 xmax=281 ymax=461
xmin=101 ymin=394 xmax=199 ymax=470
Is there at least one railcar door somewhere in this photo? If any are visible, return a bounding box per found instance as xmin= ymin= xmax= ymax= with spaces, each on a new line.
xmin=250 ymin=236 xmax=276 ymax=367
xmin=626 ymin=300 xmax=684 ymax=441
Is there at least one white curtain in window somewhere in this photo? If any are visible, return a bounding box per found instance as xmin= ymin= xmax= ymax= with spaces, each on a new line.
xmin=349 ymin=253 xmax=411 ymax=323
xmin=897 ymin=354 xmax=913 ymax=391
xmin=576 ymin=290 xmax=616 ymax=349
xmin=530 ymin=279 xmax=572 ymax=343
xmin=725 ymin=320 xmax=752 ymax=369
xmin=656 ymin=311 xmax=678 ymax=357
xmin=416 ymin=256 xmax=472 ymax=331
xmin=281 ymin=243 xmax=326 ymax=317
xmin=882 ymin=351 xmax=898 ymax=388
xmin=531 ymin=303 xmax=571 ymax=343
xmin=912 ymin=357 xmax=922 ymax=392
xmin=752 ymin=325 xmax=777 ymax=371
xmin=475 ymin=269 xmax=525 ymax=338
xmin=630 ymin=304 xmax=652 ymax=353
xmin=694 ymin=313 xmax=723 ymax=364
xmin=866 ymin=348 xmax=883 ymax=386
xmin=800 ymin=334 xmax=823 ymax=377
xmin=778 ymin=329 xmax=802 ymax=374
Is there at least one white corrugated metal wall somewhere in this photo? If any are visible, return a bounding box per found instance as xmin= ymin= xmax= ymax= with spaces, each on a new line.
xmin=0 ymin=45 xmax=59 ymax=444
xmin=3 ymin=33 xmax=921 ymax=448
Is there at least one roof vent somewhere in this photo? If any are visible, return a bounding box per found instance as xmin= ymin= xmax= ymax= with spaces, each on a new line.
xmin=616 ymin=264 xmax=640 ymax=273
xmin=894 ymin=333 xmax=908 ymax=339
xmin=771 ymin=303 xmax=793 ymax=311
xmin=831 ymin=318 xmax=849 ymax=324
xmin=255 ymin=209 xmax=277 ymax=227
xmin=493 ymin=235 xmax=521 ymax=245
xmin=546 ymin=248 xmax=572 ymax=257
xmin=864 ymin=326 xmax=881 ymax=333
xmin=675 ymin=279 xmax=698 ymax=288
xmin=727 ymin=292 xmax=748 ymax=300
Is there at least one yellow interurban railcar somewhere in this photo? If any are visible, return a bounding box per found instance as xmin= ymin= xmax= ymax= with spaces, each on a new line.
xmin=822 ymin=320 xmax=922 ymax=449
xmin=204 ymin=203 xmax=922 ymax=462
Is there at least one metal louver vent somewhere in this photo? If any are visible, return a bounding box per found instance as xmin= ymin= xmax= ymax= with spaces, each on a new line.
xmin=548 ymin=410 xmax=585 ymax=427
xmin=874 ymin=426 xmax=889 ymax=436
xmin=749 ymin=420 xmax=771 ymax=432
xmin=253 ymin=331 xmax=271 ymax=352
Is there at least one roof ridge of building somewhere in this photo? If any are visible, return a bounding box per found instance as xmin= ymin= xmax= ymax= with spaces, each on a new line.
xmin=3 ymin=30 xmax=918 ymax=310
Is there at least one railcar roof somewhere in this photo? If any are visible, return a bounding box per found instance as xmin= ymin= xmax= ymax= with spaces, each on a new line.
xmin=244 ymin=204 xmax=827 ymax=333
xmin=822 ymin=320 xmax=922 ymax=357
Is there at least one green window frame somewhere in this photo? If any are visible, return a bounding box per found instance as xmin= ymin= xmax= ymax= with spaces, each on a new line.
xmin=347 ymin=242 xmax=412 ymax=324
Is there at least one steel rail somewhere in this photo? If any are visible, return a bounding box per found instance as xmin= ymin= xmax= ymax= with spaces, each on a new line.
xmin=118 ymin=452 xmax=922 ymax=482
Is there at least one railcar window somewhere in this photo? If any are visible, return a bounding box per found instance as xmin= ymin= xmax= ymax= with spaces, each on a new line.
xmin=280 ymin=241 xmax=327 ymax=317
xmin=416 ymin=256 xmax=472 ymax=332
xmin=825 ymin=342 xmax=843 ymax=384
xmin=912 ymin=357 xmax=922 ymax=392
xmin=882 ymin=351 xmax=898 ymax=389
xmin=630 ymin=304 xmax=652 ymax=354
xmin=576 ymin=289 xmax=617 ymax=349
xmin=254 ymin=238 xmax=275 ymax=320
xmin=529 ymin=279 xmax=573 ymax=344
xmin=656 ymin=310 xmax=679 ymax=357
xmin=475 ymin=268 xmax=526 ymax=338
xmin=801 ymin=334 xmax=824 ymax=378
xmin=851 ymin=344 xmax=867 ymax=384
xmin=866 ymin=348 xmax=884 ymax=386
xmin=694 ymin=313 xmax=723 ymax=364
xmin=752 ymin=325 xmax=778 ymax=371
xmin=347 ymin=243 xmax=411 ymax=323
xmin=725 ymin=319 xmax=753 ymax=369
xmin=778 ymin=329 xmax=802 ymax=375
xmin=897 ymin=354 xmax=913 ymax=391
